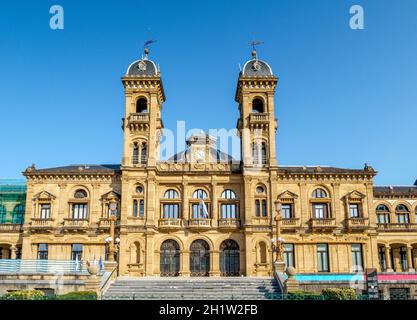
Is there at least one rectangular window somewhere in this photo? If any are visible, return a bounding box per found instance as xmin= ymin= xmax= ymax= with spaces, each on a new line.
xmin=139 ymin=199 xmax=144 ymax=218
xmin=255 ymin=200 xmax=260 ymax=217
xmin=284 ymin=244 xmax=295 ymax=268
xmin=71 ymin=244 xmax=83 ymax=261
xmin=133 ymin=200 xmax=138 ymax=217
xmin=313 ymin=204 xmax=328 ymax=219
xmin=377 ymin=214 xmax=390 ymax=224
xmin=378 ymin=247 xmax=386 ymax=271
xmin=221 ymin=204 xmax=238 ymax=219
xmin=399 ymin=247 xmax=408 ymax=272
xmin=252 ymin=144 xmax=258 ymax=164
xmin=317 ymin=244 xmax=330 ymax=272
xmin=349 ymin=204 xmax=360 ymax=218
xmin=261 ymin=200 xmax=267 ymax=217
xmin=72 ymin=204 xmax=88 ymax=220
xmin=163 ymin=204 xmax=179 ymax=219
xmin=40 ymin=204 xmax=51 ymax=219
xmin=37 ymin=244 xmax=48 ymax=260
xmin=397 ymin=214 xmax=409 ymax=224
xmin=282 ymin=204 xmax=293 ymax=219
xmin=352 ymin=244 xmax=364 ymax=272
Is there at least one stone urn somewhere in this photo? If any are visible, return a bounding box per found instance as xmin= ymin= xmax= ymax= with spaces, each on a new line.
xmin=87 ymin=265 xmax=99 ymax=276
xmin=285 ymin=266 xmax=297 ymax=278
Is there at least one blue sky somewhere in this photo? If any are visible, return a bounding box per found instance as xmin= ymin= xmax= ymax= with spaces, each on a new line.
xmin=0 ymin=0 xmax=416 ymax=185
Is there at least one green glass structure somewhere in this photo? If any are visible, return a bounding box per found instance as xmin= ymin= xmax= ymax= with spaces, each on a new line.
xmin=0 ymin=179 xmax=26 ymax=225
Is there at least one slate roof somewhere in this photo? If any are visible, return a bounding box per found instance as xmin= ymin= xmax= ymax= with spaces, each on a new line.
xmin=24 ymin=164 xmax=121 ymax=175
xmin=373 ymin=186 xmax=417 ymax=197
xmin=277 ymin=166 xmax=374 ymax=175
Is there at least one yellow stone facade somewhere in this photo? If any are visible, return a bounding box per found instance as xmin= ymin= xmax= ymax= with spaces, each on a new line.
xmin=1 ymin=49 xmax=416 ymax=277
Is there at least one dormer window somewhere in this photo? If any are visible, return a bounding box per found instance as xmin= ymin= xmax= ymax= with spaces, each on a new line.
xmin=136 ymin=98 xmax=148 ymax=113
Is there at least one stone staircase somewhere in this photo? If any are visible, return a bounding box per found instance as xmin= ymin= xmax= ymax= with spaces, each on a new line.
xmin=103 ymin=277 xmax=281 ymax=300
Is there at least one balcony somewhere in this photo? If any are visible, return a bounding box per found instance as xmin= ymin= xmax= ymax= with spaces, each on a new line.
xmin=127 ymin=113 xmax=149 ymax=131
xmin=188 ymin=218 xmax=211 ymax=230
xmin=346 ymin=218 xmax=369 ymax=230
xmin=158 ymin=218 xmax=182 ymax=230
xmin=310 ymin=218 xmax=337 ymax=231
xmin=218 ymin=218 xmax=240 ymax=230
xmin=249 ymin=113 xmax=269 ymax=124
xmin=30 ymin=218 xmax=54 ymax=230
xmin=281 ymin=218 xmax=300 ymax=231
xmin=62 ymin=218 xmax=89 ymax=230
xmin=0 ymin=224 xmax=22 ymax=233
xmin=377 ymin=223 xmax=417 ymax=232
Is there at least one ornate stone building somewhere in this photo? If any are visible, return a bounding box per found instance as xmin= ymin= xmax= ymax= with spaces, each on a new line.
xmin=1 ymin=49 xmax=416 ymax=278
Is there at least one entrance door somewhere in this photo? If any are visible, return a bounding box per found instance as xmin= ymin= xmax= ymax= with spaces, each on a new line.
xmin=190 ymin=240 xmax=210 ymax=276
xmin=160 ymin=240 xmax=180 ymax=276
xmin=220 ymin=239 xmax=240 ymax=276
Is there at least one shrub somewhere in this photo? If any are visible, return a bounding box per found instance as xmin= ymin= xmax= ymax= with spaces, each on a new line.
xmin=2 ymin=290 xmax=45 ymax=300
xmin=56 ymin=291 xmax=97 ymax=300
xmin=286 ymin=290 xmax=323 ymax=300
xmin=321 ymin=288 xmax=358 ymax=300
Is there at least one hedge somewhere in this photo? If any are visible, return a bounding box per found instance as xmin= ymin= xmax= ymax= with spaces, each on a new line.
xmin=321 ymin=288 xmax=358 ymax=300
xmin=2 ymin=290 xmax=45 ymax=300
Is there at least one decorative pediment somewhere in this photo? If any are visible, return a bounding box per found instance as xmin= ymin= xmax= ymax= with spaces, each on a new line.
xmin=345 ymin=190 xmax=366 ymax=200
xmin=277 ymin=190 xmax=299 ymax=200
xmin=101 ymin=191 xmax=120 ymax=201
xmin=33 ymin=191 xmax=56 ymax=201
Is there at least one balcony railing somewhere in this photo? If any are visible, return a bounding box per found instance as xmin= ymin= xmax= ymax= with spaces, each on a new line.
xmin=0 ymin=224 xmax=23 ymax=232
xmin=377 ymin=223 xmax=417 ymax=232
xmin=158 ymin=218 xmax=182 ymax=229
xmin=0 ymin=259 xmax=94 ymax=275
xmin=30 ymin=218 xmax=54 ymax=229
xmin=127 ymin=113 xmax=150 ymax=131
xmin=346 ymin=217 xmax=369 ymax=229
xmin=281 ymin=218 xmax=300 ymax=228
xmin=249 ymin=113 xmax=269 ymax=123
xmin=63 ymin=218 xmax=89 ymax=229
xmin=310 ymin=218 xmax=337 ymax=229
xmin=188 ymin=218 xmax=211 ymax=229
xmin=218 ymin=218 xmax=241 ymax=229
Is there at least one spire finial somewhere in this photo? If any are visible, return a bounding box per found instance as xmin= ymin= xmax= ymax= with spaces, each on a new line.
xmin=249 ymin=40 xmax=263 ymax=60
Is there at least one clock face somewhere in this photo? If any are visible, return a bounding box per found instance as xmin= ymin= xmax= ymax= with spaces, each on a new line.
xmin=195 ymin=149 xmax=205 ymax=161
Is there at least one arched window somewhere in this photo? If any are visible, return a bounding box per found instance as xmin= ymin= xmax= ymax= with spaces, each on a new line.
xmin=12 ymin=204 xmax=25 ymax=224
xmin=0 ymin=204 xmax=6 ymax=224
xmin=256 ymin=186 xmax=265 ymax=194
xmin=312 ymin=188 xmax=328 ymax=198
xmin=164 ymin=189 xmax=179 ymax=199
xmin=162 ymin=189 xmax=180 ymax=219
xmin=221 ymin=190 xmax=238 ymax=219
xmin=252 ymin=143 xmax=259 ymax=164
xmin=72 ymin=189 xmax=88 ymax=220
xmin=258 ymin=242 xmax=267 ymax=264
xmin=160 ymin=240 xmax=180 ymax=276
xmin=136 ymin=186 xmax=143 ymax=194
xmin=221 ymin=189 xmax=236 ymax=199
xmin=252 ymin=98 xmax=264 ymax=113
xmin=311 ymin=188 xmax=330 ymax=219
xmin=255 ymin=186 xmax=267 ymax=218
xmin=191 ymin=189 xmax=210 ymax=219
xmin=136 ymin=98 xmax=148 ymax=113
xmin=190 ymin=240 xmax=210 ymax=276
xmin=220 ymin=239 xmax=240 ymax=276
xmin=131 ymin=242 xmax=141 ymax=264
xmin=74 ymin=189 xmax=88 ymax=199
xmin=140 ymin=143 xmax=147 ymax=165
xmin=376 ymin=204 xmax=390 ymax=224
xmin=193 ymin=189 xmax=208 ymax=199
xmin=133 ymin=143 xmax=139 ymax=165
xmin=396 ymin=204 xmax=410 ymax=224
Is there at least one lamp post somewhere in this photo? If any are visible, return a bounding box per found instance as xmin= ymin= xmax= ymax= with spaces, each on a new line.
xmin=272 ymin=200 xmax=285 ymax=272
xmin=106 ymin=201 xmax=119 ymax=262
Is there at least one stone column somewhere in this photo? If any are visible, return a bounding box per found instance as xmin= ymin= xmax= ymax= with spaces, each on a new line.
xmin=407 ymin=246 xmax=415 ymax=272
xmin=211 ymin=181 xmax=218 ymax=227
xmin=179 ymin=250 xmax=190 ymax=277
xmin=385 ymin=245 xmax=393 ymax=272
xmin=10 ymin=246 xmax=17 ymax=259
xmin=210 ymin=250 xmax=221 ymax=276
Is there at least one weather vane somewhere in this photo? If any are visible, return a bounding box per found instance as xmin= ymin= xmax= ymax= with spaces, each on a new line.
xmin=249 ymin=40 xmax=264 ymax=51
xmin=142 ymin=39 xmax=157 ymax=58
